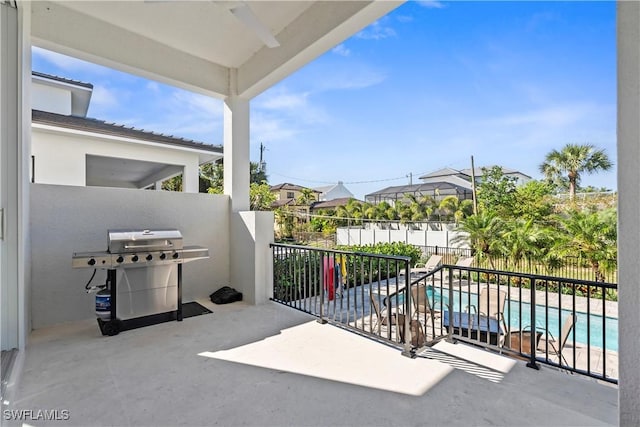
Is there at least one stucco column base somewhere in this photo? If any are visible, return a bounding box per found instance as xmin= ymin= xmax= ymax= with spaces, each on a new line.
xmin=230 ymin=211 xmax=274 ymax=304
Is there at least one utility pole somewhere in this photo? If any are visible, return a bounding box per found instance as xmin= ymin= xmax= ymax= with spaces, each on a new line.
xmin=258 ymin=142 xmax=267 ymax=173
xmin=470 ymin=155 xmax=478 ymax=215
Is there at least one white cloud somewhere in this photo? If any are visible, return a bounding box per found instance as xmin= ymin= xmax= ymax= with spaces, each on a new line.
xmin=356 ymin=20 xmax=397 ymax=40
xmin=396 ymin=15 xmax=414 ymax=23
xmin=89 ymin=85 xmax=120 ymax=110
xmin=146 ymin=81 xmax=161 ymax=92
xmin=314 ymin=65 xmax=386 ymax=92
xmin=332 ymin=44 xmax=352 ymax=57
xmin=480 ymin=104 xmax=604 ymax=128
xmin=417 ymin=1 xmax=445 ymax=9
xmin=130 ymin=89 xmax=223 ymax=143
xmin=256 ymin=90 xmax=310 ymax=112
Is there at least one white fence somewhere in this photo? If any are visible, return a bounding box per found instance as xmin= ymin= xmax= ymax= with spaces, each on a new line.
xmin=336 ymin=227 xmax=467 ymax=248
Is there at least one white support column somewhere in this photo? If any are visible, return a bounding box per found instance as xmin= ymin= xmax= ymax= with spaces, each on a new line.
xmin=0 ymin=0 xmax=30 ymax=354
xmin=223 ymin=70 xmax=273 ymax=303
xmin=617 ymin=1 xmax=640 ymax=424
xmin=223 ymin=73 xmax=250 ymax=212
xmin=182 ymin=161 xmax=199 ymax=193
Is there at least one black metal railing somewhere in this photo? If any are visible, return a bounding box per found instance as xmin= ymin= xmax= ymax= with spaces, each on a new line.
xmin=416 ymin=246 xmax=617 ymax=283
xmin=271 ymin=244 xmax=618 ymax=384
xmin=271 ymin=243 xmax=449 ymax=356
xmin=412 ymin=265 xmax=618 ymax=384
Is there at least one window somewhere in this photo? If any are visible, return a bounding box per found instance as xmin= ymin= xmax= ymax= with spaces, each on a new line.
xmin=287 ymin=191 xmax=295 ymax=199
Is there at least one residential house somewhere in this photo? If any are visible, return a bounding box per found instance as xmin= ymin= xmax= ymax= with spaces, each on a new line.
xmin=310 ymin=197 xmax=356 ymax=213
xmin=270 ymin=182 xmax=320 ymax=208
xmin=31 ymin=72 xmax=222 ymax=192
xmin=365 ymin=165 xmax=531 ymax=205
xmin=314 ymin=181 xmax=354 ymax=201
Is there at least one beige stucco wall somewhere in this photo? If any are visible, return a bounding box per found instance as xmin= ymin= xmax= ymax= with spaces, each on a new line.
xmin=29 ymin=183 xmax=230 ymax=328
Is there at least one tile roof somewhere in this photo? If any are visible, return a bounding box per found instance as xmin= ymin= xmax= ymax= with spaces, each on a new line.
xmin=270 ymin=183 xmax=320 ymax=192
xmin=310 ymin=197 xmax=356 ymax=210
xmin=32 ymin=110 xmax=222 ymax=154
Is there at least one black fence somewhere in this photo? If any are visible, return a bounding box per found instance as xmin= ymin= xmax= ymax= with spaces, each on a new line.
xmin=416 ymin=245 xmax=617 ymax=283
xmin=271 ymin=243 xmax=618 ymax=384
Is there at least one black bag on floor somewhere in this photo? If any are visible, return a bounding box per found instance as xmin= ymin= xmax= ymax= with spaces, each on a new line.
xmin=210 ymin=286 xmax=243 ymax=304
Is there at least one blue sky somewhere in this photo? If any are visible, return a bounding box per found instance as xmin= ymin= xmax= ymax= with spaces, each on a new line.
xmin=32 ymin=1 xmax=616 ymax=200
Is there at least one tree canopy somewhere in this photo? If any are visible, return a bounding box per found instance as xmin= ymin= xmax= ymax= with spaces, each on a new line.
xmin=539 ymin=143 xmax=612 ymax=201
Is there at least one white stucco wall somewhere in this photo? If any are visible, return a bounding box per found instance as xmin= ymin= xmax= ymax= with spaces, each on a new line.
xmin=32 ymin=83 xmax=71 ymax=116
xmin=29 ymin=184 xmax=230 ymax=329
xmin=31 ymin=126 xmax=202 ymax=192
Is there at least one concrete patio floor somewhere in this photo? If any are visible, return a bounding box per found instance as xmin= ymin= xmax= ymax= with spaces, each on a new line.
xmin=6 ymin=300 xmax=617 ymax=426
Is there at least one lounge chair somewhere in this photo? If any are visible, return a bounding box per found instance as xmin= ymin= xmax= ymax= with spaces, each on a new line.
xmin=467 ymin=287 xmax=508 ymax=336
xmin=539 ymin=314 xmax=577 ymax=367
xmin=410 ymin=284 xmax=439 ymax=341
xmin=410 ymin=284 xmax=440 ymax=320
xmin=442 ymin=256 xmax=475 ymax=282
xmin=402 ymin=254 xmax=442 ymax=276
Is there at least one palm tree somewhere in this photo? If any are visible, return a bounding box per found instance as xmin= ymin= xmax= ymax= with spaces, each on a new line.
xmin=500 ymin=218 xmax=550 ymax=270
xmin=452 ymin=211 xmax=504 ymax=269
xmin=540 ymin=143 xmax=612 ymax=201
xmin=438 ymin=196 xmax=474 ymax=224
xmin=554 ymin=209 xmax=617 ymax=282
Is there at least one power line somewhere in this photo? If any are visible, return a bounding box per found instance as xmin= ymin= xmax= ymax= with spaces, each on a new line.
xmin=270 ymin=172 xmax=407 ymax=185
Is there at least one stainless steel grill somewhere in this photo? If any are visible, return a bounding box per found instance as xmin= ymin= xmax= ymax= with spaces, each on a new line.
xmin=72 ymin=229 xmax=208 ymax=269
xmin=72 ymin=228 xmax=209 ymax=336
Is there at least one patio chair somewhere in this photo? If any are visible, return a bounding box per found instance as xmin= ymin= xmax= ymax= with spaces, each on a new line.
xmin=410 ymin=284 xmax=440 ymax=320
xmin=410 ymin=284 xmax=439 ymax=341
xmin=401 ymin=254 xmax=442 ymax=276
xmin=538 ymin=314 xmax=577 ymax=367
xmin=442 ymin=256 xmax=475 ymax=282
xmin=370 ymin=292 xmax=401 ymax=332
xmin=467 ymin=287 xmax=508 ymax=336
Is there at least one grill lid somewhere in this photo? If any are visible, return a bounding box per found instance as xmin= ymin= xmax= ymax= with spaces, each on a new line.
xmin=108 ymin=229 xmax=183 ymax=253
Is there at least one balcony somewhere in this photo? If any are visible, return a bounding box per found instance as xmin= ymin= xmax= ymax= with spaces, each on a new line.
xmin=6 ymin=298 xmax=617 ymax=426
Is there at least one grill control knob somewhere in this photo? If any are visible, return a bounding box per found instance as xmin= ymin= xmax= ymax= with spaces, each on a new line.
xmin=172 ymin=252 xmax=179 ymax=259
xmin=116 ymin=256 xmax=124 ymax=263
xmin=131 ymin=255 xmax=139 ymax=262
xmin=146 ymin=254 xmax=153 ymax=261
xmin=159 ymin=253 xmax=167 ymax=260
xmin=88 ymin=258 xmax=96 ymax=266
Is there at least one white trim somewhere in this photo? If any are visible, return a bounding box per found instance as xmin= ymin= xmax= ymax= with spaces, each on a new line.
xmin=32 ymin=123 xmax=222 ymax=157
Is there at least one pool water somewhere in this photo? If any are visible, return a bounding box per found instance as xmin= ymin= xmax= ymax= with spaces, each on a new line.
xmin=425 ymin=287 xmax=618 ymax=352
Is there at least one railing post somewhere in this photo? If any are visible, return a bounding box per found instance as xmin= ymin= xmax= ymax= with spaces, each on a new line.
xmin=401 ymin=259 xmax=415 ymax=358
xmin=446 ymin=265 xmax=454 ymax=342
xmin=527 ymin=278 xmax=540 ymax=370
xmin=318 ymin=250 xmax=327 ymax=324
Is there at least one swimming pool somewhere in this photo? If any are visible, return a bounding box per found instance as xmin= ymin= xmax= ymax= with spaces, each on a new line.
xmin=427 ymin=287 xmax=618 ymax=352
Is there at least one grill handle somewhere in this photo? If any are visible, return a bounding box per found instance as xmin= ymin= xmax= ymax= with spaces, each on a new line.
xmin=124 ymin=242 xmax=174 ymax=250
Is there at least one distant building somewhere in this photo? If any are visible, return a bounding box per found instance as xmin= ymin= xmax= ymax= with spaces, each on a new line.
xmin=314 ymin=181 xmax=354 ymax=201
xmin=365 ymin=165 xmax=531 ymax=205
xmin=269 ymin=183 xmax=321 ymax=208
xmin=456 ymin=166 xmax=531 ymax=186
xmin=310 ymin=197 xmax=356 ymax=213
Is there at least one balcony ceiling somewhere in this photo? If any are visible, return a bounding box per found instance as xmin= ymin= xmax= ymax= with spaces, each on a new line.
xmin=30 ymin=0 xmax=402 ymax=98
